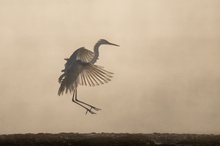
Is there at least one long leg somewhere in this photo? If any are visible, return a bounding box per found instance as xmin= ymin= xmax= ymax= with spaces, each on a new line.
xmin=72 ymin=89 xmax=96 ymax=114
xmin=75 ymin=89 xmax=101 ymax=111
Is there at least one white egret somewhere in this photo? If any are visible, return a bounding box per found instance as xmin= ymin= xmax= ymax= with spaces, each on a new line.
xmin=58 ymin=39 xmax=119 ymax=114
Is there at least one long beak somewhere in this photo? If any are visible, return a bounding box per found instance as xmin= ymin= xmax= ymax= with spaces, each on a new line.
xmin=108 ymin=42 xmax=120 ymax=47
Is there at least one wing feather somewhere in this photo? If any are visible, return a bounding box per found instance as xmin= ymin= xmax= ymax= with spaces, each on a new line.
xmin=62 ymin=47 xmax=94 ymax=74
xmin=76 ymin=47 xmax=94 ymax=63
xmin=78 ymin=63 xmax=113 ymax=86
xmin=58 ymin=60 xmax=113 ymax=95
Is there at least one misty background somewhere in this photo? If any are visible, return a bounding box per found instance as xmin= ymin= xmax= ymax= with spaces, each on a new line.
xmin=0 ymin=0 xmax=220 ymax=134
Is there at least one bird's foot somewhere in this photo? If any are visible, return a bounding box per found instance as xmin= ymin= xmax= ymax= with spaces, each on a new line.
xmin=91 ymin=106 xmax=101 ymax=111
xmin=85 ymin=108 xmax=96 ymax=114
xmin=85 ymin=106 xmax=101 ymax=114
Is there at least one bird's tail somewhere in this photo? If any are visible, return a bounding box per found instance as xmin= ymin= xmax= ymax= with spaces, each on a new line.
xmin=58 ymin=72 xmax=78 ymax=96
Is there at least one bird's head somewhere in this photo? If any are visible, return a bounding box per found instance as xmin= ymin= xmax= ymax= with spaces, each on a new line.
xmin=98 ymin=39 xmax=120 ymax=47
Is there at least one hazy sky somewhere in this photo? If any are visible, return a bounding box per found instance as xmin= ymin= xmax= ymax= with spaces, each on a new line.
xmin=0 ymin=0 xmax=220 ymax=134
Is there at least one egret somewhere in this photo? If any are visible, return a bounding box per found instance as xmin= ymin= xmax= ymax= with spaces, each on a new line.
xmin=58 ymin=39 xmax=119 ymax=114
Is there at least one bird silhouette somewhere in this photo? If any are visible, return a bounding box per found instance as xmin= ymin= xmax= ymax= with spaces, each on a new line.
xmin=58 ymin=39 xmax=119 ymax=114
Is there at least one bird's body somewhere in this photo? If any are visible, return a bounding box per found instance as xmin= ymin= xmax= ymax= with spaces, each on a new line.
xmin=58 ymin=39 xmax=119 ymax=114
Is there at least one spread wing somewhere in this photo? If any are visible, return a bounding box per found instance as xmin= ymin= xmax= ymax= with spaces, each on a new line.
xmin=77 ymin=63 xmax=113 ymax=86
xmin=58 ymin=61 xmax=113 ymax=95
xmin=76 ymin=47 xmax=94 ymax=63
xmin=62 ymin=47 xmax=95 ymax=73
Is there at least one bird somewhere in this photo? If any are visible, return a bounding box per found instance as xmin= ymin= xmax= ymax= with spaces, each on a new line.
xmin=58 ymin=39 xmax=119 ymax=114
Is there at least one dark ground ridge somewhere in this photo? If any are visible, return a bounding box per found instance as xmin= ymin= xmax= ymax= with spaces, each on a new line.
xmin=0 ymin=133 xmax=220 ymax=146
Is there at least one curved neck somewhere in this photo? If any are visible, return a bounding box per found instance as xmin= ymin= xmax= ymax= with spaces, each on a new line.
xmin=90 ymin=42 xmax=101 ymax=64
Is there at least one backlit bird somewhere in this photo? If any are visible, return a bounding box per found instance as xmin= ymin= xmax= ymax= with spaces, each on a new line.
xmin=58 ymin=39 xmax=119 ymax=114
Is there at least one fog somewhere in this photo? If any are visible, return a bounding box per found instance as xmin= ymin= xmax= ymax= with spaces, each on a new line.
xmin=0 ymin=0 xmax=220 ymax=134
